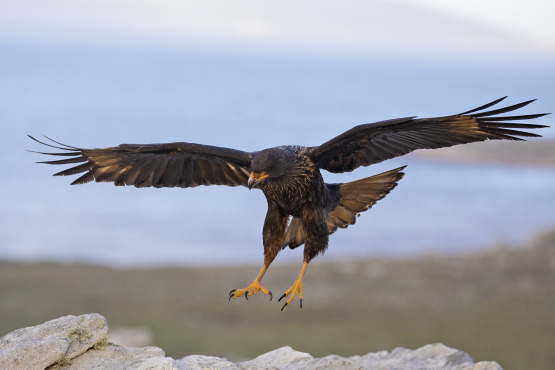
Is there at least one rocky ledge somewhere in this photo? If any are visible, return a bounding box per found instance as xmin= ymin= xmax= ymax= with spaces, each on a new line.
xmin=0 ymin=314 xmax=503 ymax=370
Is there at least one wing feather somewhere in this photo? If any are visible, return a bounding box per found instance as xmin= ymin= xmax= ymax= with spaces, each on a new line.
xmin=30 ymin=137 xmax=254 ymax=189
xmin=310 ymin=98 xmax=549 ymax=173
xmin=198 ymin=158 xmax=216 ymax=185
xmin=151 ymin=157 xmax=170 ymax=188
xmin=179 ymin=154 xmax=194 ymax=188
xmin=191 ymin=158 xmax=203 ymax=187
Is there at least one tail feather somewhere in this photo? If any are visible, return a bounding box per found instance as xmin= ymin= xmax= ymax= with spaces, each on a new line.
xmin=281 ymin=166 xmax=406 ymax=249
xmin=326 ymin=166 xmax=405 ymax=235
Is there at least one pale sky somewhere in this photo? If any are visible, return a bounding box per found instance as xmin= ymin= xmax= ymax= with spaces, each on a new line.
xmin=0 ymin=0 xmax=553 ymax=58
xmin=399 ymin=0 xmax=555 ymax=49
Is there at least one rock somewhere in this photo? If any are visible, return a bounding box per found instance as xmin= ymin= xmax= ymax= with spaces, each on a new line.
xmin=67 ymin=345 xmax=177 ymax=370
xmin=282 ymin=354 xmax=361 ymax=370
xmin=176 ymin=355 xmax=241 ymax=370
xmin=347 ymin=343 xmax=502 ymax=370
xmin=0 ymin=314 xmax=504 ymax=370
xmin=0 ymin=313 xmax=108 ymax=370
xmin=238 ymin=343 xmax=503 ymax=370
xmin=238 ymin=346 xmax=313 ymax=370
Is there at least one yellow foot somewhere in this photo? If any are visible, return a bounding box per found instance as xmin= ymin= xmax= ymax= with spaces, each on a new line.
xmin=278 ymin=278 xmax=303 ymax=311
xmin=229 ymin=280 xmax=272 ymax=301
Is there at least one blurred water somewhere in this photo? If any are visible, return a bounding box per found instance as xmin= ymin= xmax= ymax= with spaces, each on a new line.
xmin=1 ymin=44 xmax=554 ymax=266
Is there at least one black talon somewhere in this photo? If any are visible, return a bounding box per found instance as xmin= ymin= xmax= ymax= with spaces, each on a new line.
xmin=229 ymin=293 xmax=234 ymax=302
xmin=300 ymin=299 xmax=302 ymax=309
xmin=281 ymin=302 xmax=288 ymax=311
xmin=269 ymin=291 xmax=273 ymax=301
xmin=278 ymin=293 xmax=287 ymax=302
xmin=245 ymin=291 xmax=249 ymax=300
xmin=229 ymin=289 xmax=236 ymax=296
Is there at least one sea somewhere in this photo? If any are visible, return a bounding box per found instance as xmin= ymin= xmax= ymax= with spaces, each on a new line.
xmin=1 ymin=43 xmax=554 ymax=266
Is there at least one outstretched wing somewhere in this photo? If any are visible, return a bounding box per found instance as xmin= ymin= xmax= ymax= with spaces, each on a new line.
xmin=29 ymin=137 xmax=254 ymax=188
xmin=310 ymin=97 xmax=550 ymax=173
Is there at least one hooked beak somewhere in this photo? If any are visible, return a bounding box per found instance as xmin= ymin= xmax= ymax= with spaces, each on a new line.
xmin=248 ymin=177 xmax=259 ymax=190
xmin=248 ymin=172 xmax=268 ymax=190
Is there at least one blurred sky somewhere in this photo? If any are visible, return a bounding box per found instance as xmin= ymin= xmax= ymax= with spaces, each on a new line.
xmin=1 ymin=1 xmax=554 ymax=266
xmin=1 ymin=0 xmax=555 ymax=57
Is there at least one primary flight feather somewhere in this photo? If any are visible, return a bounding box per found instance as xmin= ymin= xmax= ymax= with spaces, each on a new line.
xmin=30 ymin=97 xmax=549 ymax=310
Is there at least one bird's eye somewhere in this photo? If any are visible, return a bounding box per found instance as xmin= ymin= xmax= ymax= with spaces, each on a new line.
xmin=264 ymin=168 xmax=271 ymax=173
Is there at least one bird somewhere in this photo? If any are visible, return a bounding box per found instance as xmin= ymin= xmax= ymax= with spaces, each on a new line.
xmin=29 ymin=97 xmax=549 ymax=311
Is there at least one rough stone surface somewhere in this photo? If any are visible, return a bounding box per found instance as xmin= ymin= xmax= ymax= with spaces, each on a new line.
xmin=238 ymin=346 xmax=313 ymax=369
xmin=347 ymin=343 xmax=503 ymax=370
xmin=177 ymin=355 xmax=241 ymax=370
xmin=238 ymin=344 xmax=504 ymax=370
xmin=0 ymin=314 xmax=504 ymax=370
xmin=0 ymin=313 xmax=108 ymax=370
xmin=67 ymin=345 xmax=177 ymax=370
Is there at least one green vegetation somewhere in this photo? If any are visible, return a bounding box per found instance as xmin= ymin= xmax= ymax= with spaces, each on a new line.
xmin=67 ymin=327 xmax=91 ymax=342
xmin=93 ymin=334 xmax=110 ymax=350
xmin=1 ymin=230 xmax=554 ymax=370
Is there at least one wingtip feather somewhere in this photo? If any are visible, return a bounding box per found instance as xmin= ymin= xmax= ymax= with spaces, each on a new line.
xmin=459 ymin=96 xmax=508 ymax=115
xmin=27 ymin=135 xmax=76 ymax=151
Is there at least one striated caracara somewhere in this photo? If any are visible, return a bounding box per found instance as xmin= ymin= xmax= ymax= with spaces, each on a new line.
xmin=29 ymin=97 xmax=549 ymax=310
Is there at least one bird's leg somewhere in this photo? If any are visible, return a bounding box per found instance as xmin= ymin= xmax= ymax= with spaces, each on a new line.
xmin=278 ymin=203 xmax=327 ymax=311
xmin=229 ymin=203 xmax=288 ymax=302
xmin=278 ymin=261 xmax=308 ymax=310
xmin=229 ymin=264 xmax=273 ymax=301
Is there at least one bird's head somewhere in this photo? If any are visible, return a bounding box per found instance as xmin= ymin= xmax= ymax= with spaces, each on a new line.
xmin=248 ymin=148 xmax=288 ymax=189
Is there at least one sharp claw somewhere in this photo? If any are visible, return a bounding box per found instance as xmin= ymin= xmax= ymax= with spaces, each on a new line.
xmin=269 ymin=291 xmax=273 ymax=301
xmin=245 ymin=291 xmax=249 ymax=300
xmin=229 ymin=289 xmax=236 ymax=296
xmin=300 ymin=299 xmax=303 ymax=309
xmin=281 ymin=302 xmax=288 ymax=311
xmin=229 ymin=293 xmax=234 ymax=302
xmin=278 ymin=293 xmax=287 ymax=302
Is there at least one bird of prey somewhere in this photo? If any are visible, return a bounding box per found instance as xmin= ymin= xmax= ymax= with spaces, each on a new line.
xmin=29 ymin=97 xmax=549 ymax=311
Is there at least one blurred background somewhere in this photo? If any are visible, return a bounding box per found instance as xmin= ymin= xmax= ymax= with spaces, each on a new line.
xmin=0 ymin=1 xmax=554 ymax=369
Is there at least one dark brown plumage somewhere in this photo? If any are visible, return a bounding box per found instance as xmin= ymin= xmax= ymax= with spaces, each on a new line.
xmin=29 ymin=97 xmax=549 ymax=310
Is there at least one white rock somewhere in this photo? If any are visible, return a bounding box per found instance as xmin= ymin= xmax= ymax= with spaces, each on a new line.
xmin=238 ymin=343 xmax=503 ymax=370
xmin=346 ymin=343 xmax=494 ymax=370
xmin=238 ymin=346 xmax=313 ymax=370
xmin=65 ymin=345 xmax=178 ymax=370
xmin=348 ymin=350 xmax=389 ymax=367
xmin=283 ymin=354 xmax=361 ymax=370
xmin=0 ymin=314 xmax=504 ymax=370
xmin=176 ymin=355 xmax=241 ymax=370
xmin=468 ymin=362 xmax=503 ymax=370
xmin=0 ymin=313 xmax=108 ymax=370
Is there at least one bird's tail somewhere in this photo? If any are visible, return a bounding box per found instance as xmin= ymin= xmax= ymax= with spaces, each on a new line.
xmin=326 ymin=166 xmax=406 ymax=234
xmin=282 ymin=166 xmax=406 ymax=249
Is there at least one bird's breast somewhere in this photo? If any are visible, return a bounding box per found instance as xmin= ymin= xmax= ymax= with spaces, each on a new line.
xmin=261 ymin=173 xmax=325 ymax=216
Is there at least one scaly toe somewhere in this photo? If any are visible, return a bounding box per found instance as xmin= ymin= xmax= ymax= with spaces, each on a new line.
xmin=280 ymin=279 xmax=304 ymax=311
xmin=229 ymin=281 xmax=271 ymax=301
